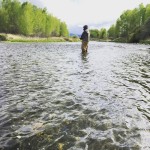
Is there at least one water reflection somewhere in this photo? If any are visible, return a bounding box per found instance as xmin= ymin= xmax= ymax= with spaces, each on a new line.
xmin=81 ymin=51 xmax=88 ymax=62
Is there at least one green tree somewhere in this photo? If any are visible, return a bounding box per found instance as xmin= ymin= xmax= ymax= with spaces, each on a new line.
xmin=60 ymin=22 xmax=69 ymax=37
xmin=108 ymin=24 xmax=115 ymax=39
xmin=45 ymin=14 xmax=52 ymax=37
xmin=33 ymin=6 xmax=46 ymax=36
xmin=138 ymin=3 xmax=146 ymax=25
xmin=115 ymin=19 xmax=121 ymax=38
xmin=8 ymin=0 xmax=21 ymax=33
xmin=99 ymin=28 xmax=107 ymax=39
xmin=0 ymin=0 xmax=69 ymax=37
xmin=0 ymin=6 xmax=9 ymax=32
xmin=145 ymin=4 xmax=150 ymax=22
xmin=89 ymin=29 xmax=99 ymax=39
xmin=0 ymin=0 xmax=11 ymax=33
xmin=19 ymin=2 xmax=33 ymax=35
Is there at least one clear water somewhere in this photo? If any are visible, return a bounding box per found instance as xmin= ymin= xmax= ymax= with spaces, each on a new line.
xmin=0 ymin=42 xmax=150 ymax=150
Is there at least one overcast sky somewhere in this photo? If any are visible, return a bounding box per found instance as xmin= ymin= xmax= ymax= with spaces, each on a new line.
xmin=30 ymin=0 xmax=150 ymax=25
xmin=25 ymin=0 xmax=150 ymax=33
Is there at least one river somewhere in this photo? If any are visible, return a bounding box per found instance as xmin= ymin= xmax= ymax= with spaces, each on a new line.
xmin=0 ymin=42 xmax=150 ymax=150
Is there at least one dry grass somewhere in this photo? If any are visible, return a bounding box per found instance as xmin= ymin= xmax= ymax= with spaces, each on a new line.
xmin=0 ymin=33 xmax=80 ymax=42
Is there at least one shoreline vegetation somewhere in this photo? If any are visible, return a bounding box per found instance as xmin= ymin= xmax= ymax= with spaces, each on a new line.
xmin=0 ymin=33 xmax=80 ymax=42
xmin=90 ymin=3 xmax=150 ymax=45
xmin=90 ymin=38 xmax=150 ymax=45
xmin=0 ymin=0 xmax=150 ymax=44
xmin=0 ymin=0 xmax=70 ymax=40
xmin=0 ymin=0 xmax=80 ymax=43
xmin=1 ymin=33 xmax=149 ymax=44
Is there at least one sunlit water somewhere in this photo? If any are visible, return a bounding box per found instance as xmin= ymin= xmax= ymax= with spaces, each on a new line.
xmin=0 ymin=42 xmax=150 ymax=150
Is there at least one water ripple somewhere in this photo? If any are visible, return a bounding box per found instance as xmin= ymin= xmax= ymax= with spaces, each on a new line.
xmin=0 ymin=42 xmax=150 ymax=150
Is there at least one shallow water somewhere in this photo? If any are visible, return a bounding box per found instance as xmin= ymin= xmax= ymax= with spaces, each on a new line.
xmin=0 ymin=42 xmax=150 ymax=150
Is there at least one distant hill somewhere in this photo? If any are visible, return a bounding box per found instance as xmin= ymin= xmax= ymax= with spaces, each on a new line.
xmin=69 ymin=33 xmax=80 ymax=37
xmin=69 ymin=26 xmax=82 ymax=36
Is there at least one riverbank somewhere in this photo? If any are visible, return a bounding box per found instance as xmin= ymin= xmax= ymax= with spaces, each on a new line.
xmin=140 ymin=39 xmax=150 ymax=44
xmin=90 ymin=38 xmax=112 ymax=42
xmin=90 ymin=37 xmax=150 ymax=45
xmin=113 ymin=37 xmax=150 ymax=45
xmin=0 ymin=33 xmax=80 ymax=42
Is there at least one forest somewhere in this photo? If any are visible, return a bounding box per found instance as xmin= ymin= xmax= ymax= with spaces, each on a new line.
xmin=90 ymin=3 xmax=150 ymax=43
xmin=0 ymin=0 xmax=69 ymax=37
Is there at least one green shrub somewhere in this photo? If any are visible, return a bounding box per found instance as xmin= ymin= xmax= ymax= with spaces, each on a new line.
xmin=0 ymin=35 xmax=7 ymax=41
xmin=72 ymin=35 xmax=78 ymax=38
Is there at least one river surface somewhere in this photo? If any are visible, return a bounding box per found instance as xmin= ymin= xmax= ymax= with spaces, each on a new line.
xmin=0 ymin=42 xmax=150 ymax=150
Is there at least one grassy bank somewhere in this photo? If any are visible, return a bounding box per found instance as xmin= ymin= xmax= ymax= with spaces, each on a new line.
xmin=140 ymin=39 xmax=150 ymax=44
xmin=0 ymin=33 xmax=80 ymax=42
xmin=90 ymin=38 xmax=111 ymax=42
xmin=90 ymin=37 xmax=150 ymax=45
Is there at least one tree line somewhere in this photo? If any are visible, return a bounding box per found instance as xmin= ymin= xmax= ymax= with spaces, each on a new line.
xmin=90 ymin=3 xmax=150 ymax=43
xmin=0 ymin=0 xmax=69 ymax=37
xmin=90 ymin=28 xmax=107 ymax=40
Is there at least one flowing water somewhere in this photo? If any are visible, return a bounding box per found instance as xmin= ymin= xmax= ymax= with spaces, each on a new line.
xmin=0 ymin=42 xmax=150 ymax=150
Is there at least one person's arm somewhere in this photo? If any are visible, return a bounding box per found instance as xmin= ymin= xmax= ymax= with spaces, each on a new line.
xmin=80 ymin=31 xmax=86 ymax=40
xmin=88 ymin=32 xmax=90 ymax=41
xmin=80 ymin=32 xmax=84 ymax=40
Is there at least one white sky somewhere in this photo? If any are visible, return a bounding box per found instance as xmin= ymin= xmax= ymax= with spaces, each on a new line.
xmin=39 ymin=0 xmax=150 ymax=26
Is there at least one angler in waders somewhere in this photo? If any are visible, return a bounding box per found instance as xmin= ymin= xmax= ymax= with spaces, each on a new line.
xmin=80 ymin=25 xmax=90 ymax=53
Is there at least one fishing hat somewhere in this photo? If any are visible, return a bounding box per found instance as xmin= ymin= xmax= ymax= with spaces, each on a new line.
xmin=83 ymin=25 xmax=88 ymax=30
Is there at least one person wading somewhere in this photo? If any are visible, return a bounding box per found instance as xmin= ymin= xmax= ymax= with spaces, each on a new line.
xmin=80 ymin=25 xmax=90 ymax=53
